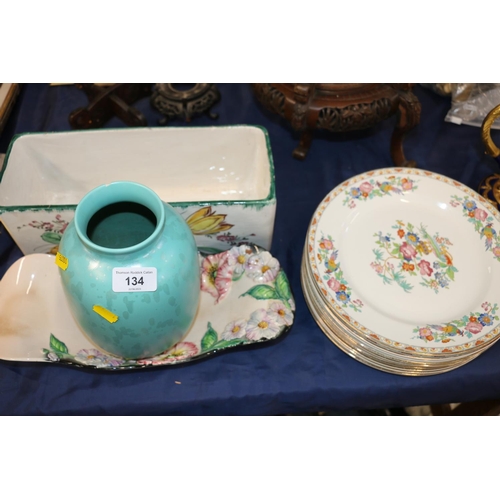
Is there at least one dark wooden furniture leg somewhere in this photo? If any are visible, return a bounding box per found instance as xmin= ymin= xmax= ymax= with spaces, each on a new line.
xmin=293 ymin=130 xmax=313 ymax=160
xmin=390 ymin=90 xmax=421 ymax=167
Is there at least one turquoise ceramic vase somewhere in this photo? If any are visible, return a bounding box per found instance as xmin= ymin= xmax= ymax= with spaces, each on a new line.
xmin=58 ymin=181 xmax=200 ymax=359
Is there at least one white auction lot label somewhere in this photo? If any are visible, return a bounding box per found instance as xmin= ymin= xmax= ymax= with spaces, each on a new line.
xmin=112 ymin=267 xmax=157 ymax=292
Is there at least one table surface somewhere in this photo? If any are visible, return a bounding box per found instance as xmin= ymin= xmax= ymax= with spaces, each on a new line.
xmin=1 ymin=83 xmax=500 ymax=416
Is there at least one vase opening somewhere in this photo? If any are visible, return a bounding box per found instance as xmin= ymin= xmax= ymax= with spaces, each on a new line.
xmin=86 ymin=201 xmax=157 ymax=249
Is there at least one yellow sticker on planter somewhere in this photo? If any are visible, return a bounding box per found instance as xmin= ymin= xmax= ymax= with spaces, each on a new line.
xmin=92 ymin=305 xmax=118 ymax=323
xmin=55 ymin=252 xmax=69 ymax=271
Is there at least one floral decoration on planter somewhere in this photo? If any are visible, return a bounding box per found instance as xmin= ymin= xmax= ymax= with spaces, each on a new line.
xmin=18 ymin=206 xmax=257 ymax=256
xmin=184 ymin=206 xmax=256 ymax=253
xmin=450 ymin=195 xmax=500 ymax=259
xmin=370 ymin=220 xmax=458 ymax=293
xmin=317 ymin=234 xmax=363 ymax=312
xmin=185 ymin=206 xmax=233 ymax=235
xmin=413 ymin=302 xmax=499 ymax=343
xmin=17 ymin=214 xmax=69 ymax=254
xmin=342 ymin=176 xmax=418 ymax=209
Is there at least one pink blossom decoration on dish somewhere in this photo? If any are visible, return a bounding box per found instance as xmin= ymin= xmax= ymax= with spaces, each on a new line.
xmin=466 ymin=321 xmax=483 ymax=334
xmin=74 ymin=348 xmax=123 ymax=368
xmin=317 ymin=233 xmax=363 ymax=313
xmin=221 ymin=319 xmax=248 ymax=340
xmin=268 ymin=301 xmax=294 ymax=326
xmin=371 ymin=221 xmax=457 ymax=294
xmin=137 ymin=342 xmax=199 ymax=365
xmin=359 ymin=181 xmax=374 ymax=194
xmin=342 ymin=175 xmax=419 ymax=208
xmin=245 ymin=251 xmax=280 ymax=282
xmin=245 ymin=308 xmax=282 ymax=340
xmin=474 ymin=208 xmax=488 ymax=222
xmin=417 ymin=260 xmax=433 ymax=276
xmin=413 ymin=302 xmax=499 ymax=343
xmin=229 ymin=245 xmax=254 ymax=277
xmin=450 ymin=194 xmax=500 ymax=257
xmin=417 ymin=328 xmax=433 ymax=341
xmin=200 ymin=250 xmax=235 ymax=303
xmin=400 ymin=241 xmax=417 ymax=261
xmin=159 ymin=341 xmax=199 ymax=362
xmin=327 ymin=277 xmax=341 ymax=292
xmin=318 ymin=237 xmax=334 ymax=251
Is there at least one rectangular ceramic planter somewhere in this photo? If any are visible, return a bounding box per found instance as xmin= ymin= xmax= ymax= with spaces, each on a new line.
xmin=0 ymin=125 xmax=276 ymax=255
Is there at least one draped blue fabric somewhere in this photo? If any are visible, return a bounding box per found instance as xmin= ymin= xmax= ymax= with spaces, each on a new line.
xmin=1 ymin=83 xmax=500 ymax=415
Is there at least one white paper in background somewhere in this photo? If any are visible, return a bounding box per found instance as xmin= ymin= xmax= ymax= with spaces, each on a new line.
xmin=445 ymin=83 xmax=500 ymax=129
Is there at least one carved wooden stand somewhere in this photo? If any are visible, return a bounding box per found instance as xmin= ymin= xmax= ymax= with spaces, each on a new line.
xmin=150 ymin=84 xmax=220 ymax=125
xmin=69 ymin=84 xmax=153 ymax=129
xmin=252 ymin=83 xmax=421 ymax=165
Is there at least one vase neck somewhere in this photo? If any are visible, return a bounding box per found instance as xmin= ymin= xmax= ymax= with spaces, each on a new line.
xmin=74 ymin=182 xmax=166 ymax=255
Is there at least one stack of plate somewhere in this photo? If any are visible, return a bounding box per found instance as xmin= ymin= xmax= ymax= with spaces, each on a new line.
xmin=301 ymin=167 xmax=500 ymax=376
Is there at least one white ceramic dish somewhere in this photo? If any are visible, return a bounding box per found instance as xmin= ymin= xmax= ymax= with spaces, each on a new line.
xmin=307 ymin=168 xmax=500 ymax=355
xmin=0 ymin=245 xmax=295 ymax=370
xmin=0 ymin=126 xmax=276 ymax=255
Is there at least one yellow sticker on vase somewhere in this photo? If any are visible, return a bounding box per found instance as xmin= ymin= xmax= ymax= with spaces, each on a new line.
xmin=55 ymin=252 xmax=69 ymax=271
xmin=92 ymin=305 xmax=118 ymax=323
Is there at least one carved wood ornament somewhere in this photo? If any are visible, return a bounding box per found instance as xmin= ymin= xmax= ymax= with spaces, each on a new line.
xmin=252 ymin=83 xmax=421 ymax=165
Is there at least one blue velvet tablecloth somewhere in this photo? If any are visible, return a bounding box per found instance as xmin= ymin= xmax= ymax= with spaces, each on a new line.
xmin=1 ymin=83 xmax=500 ymax=415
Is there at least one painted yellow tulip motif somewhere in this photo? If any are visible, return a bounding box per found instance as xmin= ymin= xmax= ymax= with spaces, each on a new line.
xmin=186 ymin=207 xmax=234 ymax=235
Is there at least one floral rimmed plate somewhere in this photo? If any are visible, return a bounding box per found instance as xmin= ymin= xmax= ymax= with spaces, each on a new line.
xmin=301 ymin=247 xmax=487 ymax=364
xmin=0 ymin=245 xmax=295 ymax=370
xmin=306 ymin=168 xmax=500 ymax=355
xmin=301 ymin=266 xmax=483 ymax=376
